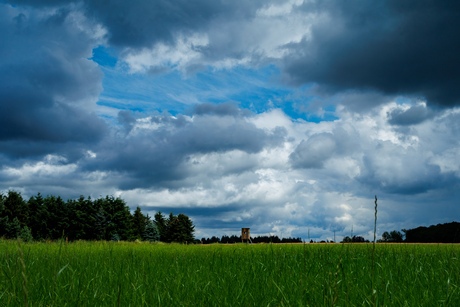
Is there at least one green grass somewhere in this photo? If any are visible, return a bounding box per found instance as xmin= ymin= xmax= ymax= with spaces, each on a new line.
xmin=1 ymin=241 xmax=459 ymax=306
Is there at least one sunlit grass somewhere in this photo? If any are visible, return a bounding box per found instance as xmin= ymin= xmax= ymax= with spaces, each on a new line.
xmin=1 ymin=240 xmax=459 ymax=306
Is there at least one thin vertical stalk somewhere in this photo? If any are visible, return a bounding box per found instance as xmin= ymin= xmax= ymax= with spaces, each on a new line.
xmin=374 ymin=195 xmax=378 ymax=245
xmin=372 ymin=195 xmax=378 ymax=306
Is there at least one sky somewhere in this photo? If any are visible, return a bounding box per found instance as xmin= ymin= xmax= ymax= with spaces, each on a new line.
xmin=1 ymin=0 xmax=460 ymax=241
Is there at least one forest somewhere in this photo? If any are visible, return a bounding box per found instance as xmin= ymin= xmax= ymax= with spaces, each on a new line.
xmin=347 ymin=222 xmax=460 ymax=243
xmin=0 ymin=190 xmax=195 ymax=243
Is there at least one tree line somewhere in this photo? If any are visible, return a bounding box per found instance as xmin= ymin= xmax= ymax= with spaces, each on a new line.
xmin=201 ymin=235 xmax=302 ymax=244
xmin=376 ymin=222 xmax=460 ymax=243
xmin=0 ymin=190 xmax=195 ymax=243
xmin=403 ymin=222 xmax=460 ymax=243
xmin=340 ymin=221 xmax=460 ymax=243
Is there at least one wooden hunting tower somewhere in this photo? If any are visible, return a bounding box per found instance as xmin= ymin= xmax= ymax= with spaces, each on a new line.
xmin=241 ymin=228 xmax=250 ymax=243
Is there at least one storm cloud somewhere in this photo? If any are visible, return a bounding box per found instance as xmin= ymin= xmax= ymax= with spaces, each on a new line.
xmin=283 ymin=0 xmax=460 ymax=107
xmin=83 ymin=0 xmax=264 ymax=48
xmin=0 ymin=3 xmax=106 ymax=158
xmin=7 ymin=0 xmax=460 ymax=107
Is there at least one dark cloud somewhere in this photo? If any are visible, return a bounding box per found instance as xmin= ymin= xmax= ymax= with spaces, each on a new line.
xmin=84 ymin=113 xmax=286 ymax=189
xmin=178 ymin=116 xmax=281 ymax=154
xmin=82 ymin=0 xmax=264 ymax=48
xmin=283 ymin=0 xmax=460 ymax=107
xmin=117 ymin=110 xmax=137 ymax=133
xmin=442 ymin=111 xmax=460 ymax=136
xmin=0 ymin=4 xmax=106 ymax=157
xmin=0 ymin=140 xmax=93 ymax=162
xmin=388 ymin=104 xmax=435 ymax=126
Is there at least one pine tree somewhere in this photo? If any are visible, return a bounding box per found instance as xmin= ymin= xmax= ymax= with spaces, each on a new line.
xmin=4 ymin=191 xmax=29 ymax=227
xmin=132 ymin=206 xmax=147 ymax=240
xmin=172 ymin=213 xmax=195 ymax=243
xmin=143 ymin=221 xmax=160 ymax=242
xmin=98 ymin=196 xmax=132 ymax=240
xmin=28 ymin=193 xmax=48 ymax=241
xmin=166 ymin=212 xmax=177 ymax=243
xmin=44 ymin=195 xmax=70 ymax=240
xmin=94 ymin=206 xmax=107 ymax=240
xmin=72 ymin=196 xmax=96 ymax=240
xmin=154 ymin=211 xmax=167 ymax=242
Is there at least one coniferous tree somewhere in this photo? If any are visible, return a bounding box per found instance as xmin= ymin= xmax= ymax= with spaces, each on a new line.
xmin=44 ymin=195 xmax=69 ymax=240
xmin=132 ymin=206 xmax=147 ymax=240
xmin=123 ymin=203 xmax=135 ymax=240
xmin=98 ymin=196 xmax=133 ymax=240
xmin=154 ymin=211 xmax=167 ymax=242
xmin=66 ymin=199 xmax=79 ymax=240
xmin=166 ymin=212 xmax=178 ymax=243
xmin=28 ymin=193 xmax=48 ymax=241
xmin=174 ymin=213 xmax=195 ymax=243
xmin=94 ymin=205 xmax=107 ymax=240
xmin=3 ymin=191 xmax=29 ymax=227
xmin=1 ymin=191 xmax=196 ymax=243
xmin=72 ymin=196 xmax=96 ymax=240
xmin=97 ymin=196 xmax=117 ymax=240
xmin=143 ymin=221 xmax=160 ymax=242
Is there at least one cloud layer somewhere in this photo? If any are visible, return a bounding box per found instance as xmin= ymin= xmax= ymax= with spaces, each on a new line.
xmin=3 ymin=102 xmax=460 ymax=240
xmin=1 ymin=1 xmax=460 ymax=240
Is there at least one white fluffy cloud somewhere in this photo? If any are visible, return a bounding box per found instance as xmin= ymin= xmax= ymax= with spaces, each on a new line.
xmin=117 ymin=0 xmax=321 ymax=73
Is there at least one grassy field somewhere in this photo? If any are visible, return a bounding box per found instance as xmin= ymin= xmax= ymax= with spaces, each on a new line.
xmin=1 ymin=240 xmax=459 ymax=306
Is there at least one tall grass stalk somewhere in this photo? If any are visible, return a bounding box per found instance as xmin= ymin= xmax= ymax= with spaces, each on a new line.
xmin=372 ymin=195 xmax=378 ymax=306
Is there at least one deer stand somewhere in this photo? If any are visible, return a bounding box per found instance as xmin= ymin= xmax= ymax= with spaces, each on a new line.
xmin=241 ymin=228 xmax=252 ymax=244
